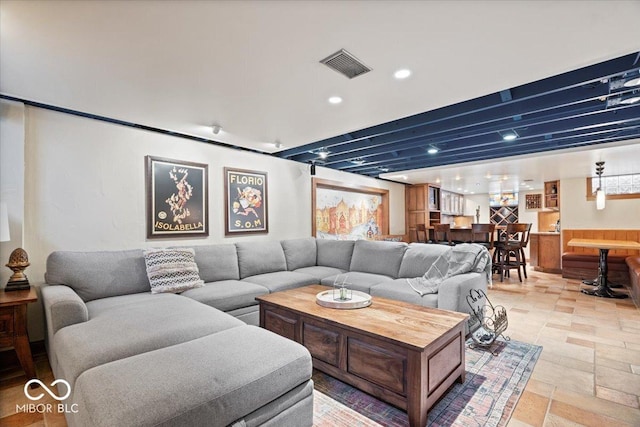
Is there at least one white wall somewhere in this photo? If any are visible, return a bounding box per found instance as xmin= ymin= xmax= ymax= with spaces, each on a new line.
xmin=0 ymin=100 xmax=25 ymax=286
xmin=3 ymin=104 xmax=405 ymax=340
xmin=561 ymin=177 xmax=640 ymax=229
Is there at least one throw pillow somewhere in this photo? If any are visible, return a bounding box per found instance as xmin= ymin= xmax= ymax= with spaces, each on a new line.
xmin=143 ymin=248 xmax=204 ymax=294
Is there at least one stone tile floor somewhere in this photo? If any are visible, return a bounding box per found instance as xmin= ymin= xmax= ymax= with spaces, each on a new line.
xmin=1 ymin=270 xmax=639 ymax=426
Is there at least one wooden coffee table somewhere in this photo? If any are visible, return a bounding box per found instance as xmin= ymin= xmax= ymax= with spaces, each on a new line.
xmin=257 ymin=284 xmax=469 ymax=427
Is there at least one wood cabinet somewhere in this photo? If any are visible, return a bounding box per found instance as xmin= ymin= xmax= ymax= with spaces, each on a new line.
xmin=440 ymin=190 xmax=464 ymax=216
xmin=544 ymin=180 xmax=560 ymax=209
xmin=529 ymin=233 xmax=561 ymax=273
xmin=406 ymin=183 xmax=441 ymax=242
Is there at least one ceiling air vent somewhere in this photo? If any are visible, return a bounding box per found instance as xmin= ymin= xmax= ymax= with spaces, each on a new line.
xmin=320 ymin=49 xmax=371 ymax=79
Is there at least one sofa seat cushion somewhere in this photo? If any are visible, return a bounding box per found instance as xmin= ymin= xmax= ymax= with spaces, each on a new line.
xmin=281 ymin=238 xmax=317 ymax=270
xmin=293 ymin=266 xmax=346 ymax=282
xmin=243 ymin=271 xmax=317 ymax=293
xmin=181 ymin=280 xmax=269 ymax=312
xmin=370 ymin=278 xmax=438 ymax=308
xmin=349 ymin=240 xmax=407 ymax=278
xmin=85 ymin=293 xmax=157 ymax=318
xmin=53 ymin=293 xmax=243 ymax=387
xmin=562 ymin=252 xmax=629 ymax=267
xmin=70 ymin=326 xmax=313 ymax=427
xmin=320 ymin=272 xmax=393 ymax=293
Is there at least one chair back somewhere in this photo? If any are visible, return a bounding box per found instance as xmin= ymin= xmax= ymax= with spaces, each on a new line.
xmin=433 ymin=223 xmax=452 ymax=245
xmin=415 ymin=223 xmax=428 ymax=243
xmin=472 ymin=223 xmax=495 ymax=249
xmin=505 ymin=223 xmax=531 ymax=247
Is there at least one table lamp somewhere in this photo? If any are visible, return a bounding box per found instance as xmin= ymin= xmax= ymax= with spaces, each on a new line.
xmin=1 ymin=202 xmax=31 ymax=291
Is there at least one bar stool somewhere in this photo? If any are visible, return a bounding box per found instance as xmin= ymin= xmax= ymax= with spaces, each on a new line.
xmin=471 ymin=223 xmax=496 ymax=252
xmin=433 ymin=223 xmax=454 ymax=246
xmin=493 ymin=223 xmax=531 ymax=282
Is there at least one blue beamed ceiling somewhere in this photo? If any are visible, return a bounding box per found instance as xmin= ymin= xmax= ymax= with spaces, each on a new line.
xmin=274 ymin=52 xmax=640 ymax=178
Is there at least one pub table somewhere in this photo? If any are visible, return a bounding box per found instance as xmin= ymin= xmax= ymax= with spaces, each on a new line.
xmin=568 ymin=238 xmax=640 ymax=299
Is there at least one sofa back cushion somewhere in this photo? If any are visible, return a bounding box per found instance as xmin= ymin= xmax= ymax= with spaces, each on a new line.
xmin=316 ymin=240 xmax=355 ymax=271
xmin=45 ymin=250 xmax=150 ymax=302
xmin=190 ymin=244 xmax=240 ymax=282
xmin=397 ymin=243 xmax=451 ymax=278
xmin=236 ymin=241 xmax=287 ymax=278
xmin=349 ymin=240 xmax=407 ymax=278
xmin=281 ymin=238 xmax=317 ymax=271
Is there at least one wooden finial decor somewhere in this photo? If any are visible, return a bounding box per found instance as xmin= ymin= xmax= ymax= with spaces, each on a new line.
xmin=5 ymin=247 xmax=31 ymax=291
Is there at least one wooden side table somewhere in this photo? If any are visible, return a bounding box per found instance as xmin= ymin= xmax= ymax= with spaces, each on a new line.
xmin=0 ymin=287 xmax=38 ymax=381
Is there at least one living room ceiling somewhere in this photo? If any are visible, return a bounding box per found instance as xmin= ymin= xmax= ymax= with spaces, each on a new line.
xmin=1 ymin=1 xmax=639 ymax=191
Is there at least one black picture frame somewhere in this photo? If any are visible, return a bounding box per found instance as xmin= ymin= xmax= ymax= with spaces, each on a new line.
xmin=145 ymin=156 xmax=209 ymax=239
xmin=224 ymin=167 xmax=268 ymax=235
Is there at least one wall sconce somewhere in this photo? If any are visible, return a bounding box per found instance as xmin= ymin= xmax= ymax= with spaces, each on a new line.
xmin=595 ymin=161 xmax=605 ymax=210
xmin=1 ymin=202 xmax=31 ymax=291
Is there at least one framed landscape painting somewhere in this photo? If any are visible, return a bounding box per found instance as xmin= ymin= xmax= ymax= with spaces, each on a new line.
xmin=312 ymin=178 xmax=389 ymax=240
xmin=224 ymin=168 xmax=268 ymax=235
xmin=145 ymin=156 xmax=209 ymax=239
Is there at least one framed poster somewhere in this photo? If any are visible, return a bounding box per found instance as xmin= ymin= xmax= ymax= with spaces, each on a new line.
xmin=224 ymin=168 xmax=268 ymax=235
xmin=312 ymin=178 xmax=389 ymax=240
xmin=145 ymin=156 xmax=208 ymax=238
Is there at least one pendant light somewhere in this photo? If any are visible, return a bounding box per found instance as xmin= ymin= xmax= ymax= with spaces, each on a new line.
xmin=595 ymin=161 xmax=605 ymax=210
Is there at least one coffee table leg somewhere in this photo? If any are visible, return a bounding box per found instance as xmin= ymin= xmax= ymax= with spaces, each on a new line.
xmin=406 ymin=351 xmax=428 ymax=427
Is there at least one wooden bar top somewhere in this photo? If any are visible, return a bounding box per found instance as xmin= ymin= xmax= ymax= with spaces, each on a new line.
xmin=568 ymin=238 xmax=640 ymax=251
xmin=257 ymin=284 xmax=468 ymax=350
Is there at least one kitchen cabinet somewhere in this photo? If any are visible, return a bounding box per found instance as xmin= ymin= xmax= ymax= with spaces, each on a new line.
xmin=529 ymin=232 xmax=561 ymax=274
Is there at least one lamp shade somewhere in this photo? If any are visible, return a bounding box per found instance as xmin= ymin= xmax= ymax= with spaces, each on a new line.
xmin=596 ymin=189 xmax=606 ymax=210
xmin=0 ymin=202 xmax=9 ymax=242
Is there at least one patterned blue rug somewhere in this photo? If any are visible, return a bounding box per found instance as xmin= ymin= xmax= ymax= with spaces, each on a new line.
xmin=313 ymin=338 xmax=542 ymax=427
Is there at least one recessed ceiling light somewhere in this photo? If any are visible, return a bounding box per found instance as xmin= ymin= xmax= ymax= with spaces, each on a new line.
xmin=351 ymin=158 xmax=365 ymax=165
xmin=503 ymin=175 xmax=509 ymax=181
xmin=502 ymin=132 xmax=517 ymax=141
xmin=623 ymin=77 xmax=640 ymax=87
xmin=455 ymin=176 xmax=461 ymax=181
xmin=485 ymin=173 xmax=492 ymax=179
xmin=394 ymin=69 xmax=411 ymax=79
xmin=318 ymin=149 xmax=329 ymax=159
xmin=427 ymin=146 xmax=439 ymax=154
xmin=328 ymin=96 xmax=342 ymax=104
xmin=436 ymin=178 xmax=441 ymax=183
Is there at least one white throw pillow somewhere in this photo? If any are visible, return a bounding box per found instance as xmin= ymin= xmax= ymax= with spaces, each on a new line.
xmin=144 ymin=248 xmax=204 ymax=294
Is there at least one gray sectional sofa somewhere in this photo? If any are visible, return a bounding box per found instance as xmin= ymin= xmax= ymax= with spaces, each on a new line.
xmin=41 ymin=238 xmax=488 ymax=427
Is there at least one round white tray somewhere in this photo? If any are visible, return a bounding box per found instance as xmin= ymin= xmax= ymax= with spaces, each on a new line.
xmin=316 ymin=290 xmax=372 ymax=309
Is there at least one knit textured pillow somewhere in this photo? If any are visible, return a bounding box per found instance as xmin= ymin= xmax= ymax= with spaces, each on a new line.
xmin=143 ymin=248 xmax=204 ymax=294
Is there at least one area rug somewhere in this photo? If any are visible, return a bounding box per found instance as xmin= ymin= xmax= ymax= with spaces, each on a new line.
xmin=313 ymin=338 xmax=542 ymax=427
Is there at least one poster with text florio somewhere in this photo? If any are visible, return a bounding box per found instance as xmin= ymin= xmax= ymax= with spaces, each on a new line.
xmin=146 ymin=156 xmax=208 ymax=238
xmin=224 ymin=168 xmax=268 ymax=235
